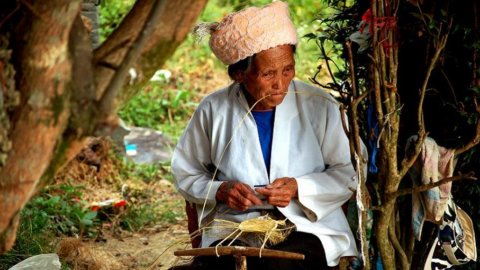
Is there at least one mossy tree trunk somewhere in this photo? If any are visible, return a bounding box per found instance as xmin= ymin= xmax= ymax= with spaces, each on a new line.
xmin=0 ymin=0 xmax=207 ymax=253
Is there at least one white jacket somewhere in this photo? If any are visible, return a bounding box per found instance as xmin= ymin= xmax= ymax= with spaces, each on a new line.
xmin=172 ymin=80 xmax=358 ymax=266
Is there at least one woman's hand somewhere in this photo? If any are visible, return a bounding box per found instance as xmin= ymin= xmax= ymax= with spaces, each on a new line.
xmin=255 ymin=177 xmax=298 ymax=207
xmin=215 ymin=181 xmax=263 ymax=211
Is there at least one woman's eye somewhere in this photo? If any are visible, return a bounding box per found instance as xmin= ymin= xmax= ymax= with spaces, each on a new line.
xmin=262 ymin=71 xmax=275 ymax=78
xmin=283 ymin=66 xmax=294 ymax=75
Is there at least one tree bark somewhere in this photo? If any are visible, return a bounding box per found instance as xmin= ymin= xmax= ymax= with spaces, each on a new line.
xmin=93 ymin=0 xmax=208 ymax=101
xmin=0 ymin=0 xmax=207 ymax=253
xmin=0 ymin=0 xmax=82 ymax=253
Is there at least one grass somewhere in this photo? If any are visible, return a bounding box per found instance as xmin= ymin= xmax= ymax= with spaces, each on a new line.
xmin=0 ymin=184 xmax=98 ymax=269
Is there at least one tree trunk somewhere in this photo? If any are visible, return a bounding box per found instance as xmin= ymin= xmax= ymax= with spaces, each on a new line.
xmin=93 ymin=0 xmax=208 ymax=101
xmin=0 ymin=0 xmax=82 ymax=253
xmin=0 ymin=0 xmax=207 ymax=253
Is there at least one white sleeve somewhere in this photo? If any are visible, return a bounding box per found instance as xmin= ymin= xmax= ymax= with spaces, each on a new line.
xmin=171 ymin=104 xmax=223 ymax=219
xmin=296 ymin=102 xmax=357 ymax=222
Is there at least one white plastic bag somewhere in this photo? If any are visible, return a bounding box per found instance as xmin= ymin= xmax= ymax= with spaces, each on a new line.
xmin=9 ymin=253 xmax=61 ymax=270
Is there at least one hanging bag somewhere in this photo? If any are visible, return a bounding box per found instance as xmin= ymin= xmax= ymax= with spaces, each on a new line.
xmin=438 ymin=199 xmax=477 ymax=265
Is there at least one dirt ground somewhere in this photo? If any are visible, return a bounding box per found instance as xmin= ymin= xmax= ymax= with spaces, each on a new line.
xmin=82 ymin=215 xmax=193 ymax=270
xmin=54 ymin=141 xmax=196 ymax=270
xmin=56 ymin=180 xmax=194 ymax=270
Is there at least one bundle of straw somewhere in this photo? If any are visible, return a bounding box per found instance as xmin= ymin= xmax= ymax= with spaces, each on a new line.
xmin=212 ymin=214 xmax=293 ymax=249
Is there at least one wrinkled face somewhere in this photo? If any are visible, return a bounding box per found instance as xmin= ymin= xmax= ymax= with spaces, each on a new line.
xmin=237 ymin=44 xmax=295 ymax=111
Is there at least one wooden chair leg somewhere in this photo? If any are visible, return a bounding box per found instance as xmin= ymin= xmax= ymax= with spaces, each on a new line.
xmin=234 ymin=255 xmax=247 ymax=270
xmin=185 ymin=201 xmax=201 ymax=248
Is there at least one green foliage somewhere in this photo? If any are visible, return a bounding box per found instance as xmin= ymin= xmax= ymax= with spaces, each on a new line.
xmin=0 ymin=185 xmax=98 ymax=268
xmin=25 ymin=184 xmax=99 ymax=237
xmin=118 ymin=81 xmax=197 ymax=139
xmin=120 ymin=202 xmax=159 ymax=232
xmin=98 ymin=0 xmax=135 ymax=42
xmin=304 ymin=0 xmax=362 ymax=94
xmin=159 ymin=209 xmax=181 ymax=224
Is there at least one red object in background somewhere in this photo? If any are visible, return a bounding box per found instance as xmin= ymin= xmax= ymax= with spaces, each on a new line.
xmin=91 ymin=199 xmax=127 ymax=211
xmin=114 ymin=200 xmax=127 ymax=208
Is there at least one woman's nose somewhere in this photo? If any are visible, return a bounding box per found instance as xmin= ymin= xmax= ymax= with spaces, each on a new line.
xmin=272 ymin=75 xmax=282 ymax=90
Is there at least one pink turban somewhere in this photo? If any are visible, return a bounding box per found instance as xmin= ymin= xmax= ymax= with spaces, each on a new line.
xmin=194 ymin=1 xmax=298 ymax=65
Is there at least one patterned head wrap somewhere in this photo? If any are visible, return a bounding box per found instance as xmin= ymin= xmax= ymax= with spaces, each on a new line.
xmin=194 ymin=1 xmax=297 ymax=65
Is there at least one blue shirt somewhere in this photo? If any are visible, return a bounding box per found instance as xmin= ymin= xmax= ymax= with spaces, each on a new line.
xmin=251 ymin=109 xmax=275 ymax=175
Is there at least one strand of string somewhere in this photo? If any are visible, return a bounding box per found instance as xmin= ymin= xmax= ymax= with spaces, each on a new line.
xmin=198 ymin=89 xmax=265 ymax=222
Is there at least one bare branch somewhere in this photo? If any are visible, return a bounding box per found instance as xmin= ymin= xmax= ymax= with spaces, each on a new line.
xmin=94 ymin=38 xmax=132 ymax=65
xmin=400 ymin=21 xmax=452 ymax=180
xmin=19 ymin=0 xmax=48 ymax=22
xmin=316 ymin=38 xmax=339 ymax=87
xmin=398 ymin=129 xmax=427 ymax=180
xmin=353 ymin=89 xmax=372 ymax=107
xmin=440 ymin=68 xmax=458 ymax=104
xmin=417 ymin=20 xmax=451 ymax=129
xmin=0 ymin=1 xmax=20 ymax=29
xmin=389 ymin=214 xmax=410 ymax=269
xmin=97 ymin=0 xmax=167 ymax=117
xmin=344 ymin=39 xmax=371 ymax=270
xmin=390 ymin=172 xmax=477 ymax=199
xmin=346 ymin=40 xmax=357 ymax=98
xmin=309 ymin=66 xmax=331 ymax=89
xmin=455 ymin=97 xmax=480 ymax=155
xmin=339 ymin=105 xmax=351 ymax=138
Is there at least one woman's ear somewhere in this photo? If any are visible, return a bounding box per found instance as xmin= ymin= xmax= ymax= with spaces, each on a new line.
xmin=232 ymin=70 xmax=245 ymax=83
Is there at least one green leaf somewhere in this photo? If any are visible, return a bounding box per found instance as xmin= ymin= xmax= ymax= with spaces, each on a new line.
xmin=83 ymin=211 xmax=97 ymax=220
xmin=81 ymin=219 xmax=93 ymax=226
xmin=303 ymin=33 xmax=318 ymax=40
xmin=46 ymin=196 xmax=61 ymax=206
xmin=172 ymin=90 xmax=189 ymax=108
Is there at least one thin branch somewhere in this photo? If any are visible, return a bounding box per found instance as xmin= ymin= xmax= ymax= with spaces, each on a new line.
xmin=399 ymin=22 xmax=451 ymax=179
xmin=346 ymin=40 xmax=357 ymax=97
xmin=0 ymin=1 xmax=20 ymax=29
xmin=19 ymin=0 xmax=48 ymax=22
xmin=389 ymin=172 xmax=477 ymax=199
xmin=389 ymin=212 xmax=410 ymax=269
xmin=96 ymin=61 xmax=118 ymax=71
xmin=417 ymin=20 xmax=451 ymax=128
xmin=353 ymin=89 xmax=372 ymax=107
xmin=473 ymin=0 xmax=478 ymax=85
xmin=440 ymin=68 xmax=458 ymax=104
xmin=339 ymin=105 xmax=351 ymax=138
xmin=317 ymin=39 xmax=339 ymax=87
xmin=416 ymin=2 xmax=432 ymax=36
xmin=93 ymin=38 xmax=132 ymax=65
xmin=398 ymin=131 xmax=427 ymax=179
xmin=97 ymin=0 xmax=167 ymax=116
xmin=344 ymin=39 xmax=370 ymax=270
xmin=455 ymin=97 xmax=480 ymax=155
xmin=309 ymin=67 xmax=331 ymax=89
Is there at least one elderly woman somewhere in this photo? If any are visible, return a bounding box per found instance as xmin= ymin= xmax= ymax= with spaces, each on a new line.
xmin=171 ymin=2 xmax=358 ymax=269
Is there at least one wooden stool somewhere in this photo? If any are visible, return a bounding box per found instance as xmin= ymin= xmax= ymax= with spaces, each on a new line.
xmin=174 ymin=246 xmax=304 ymax=270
